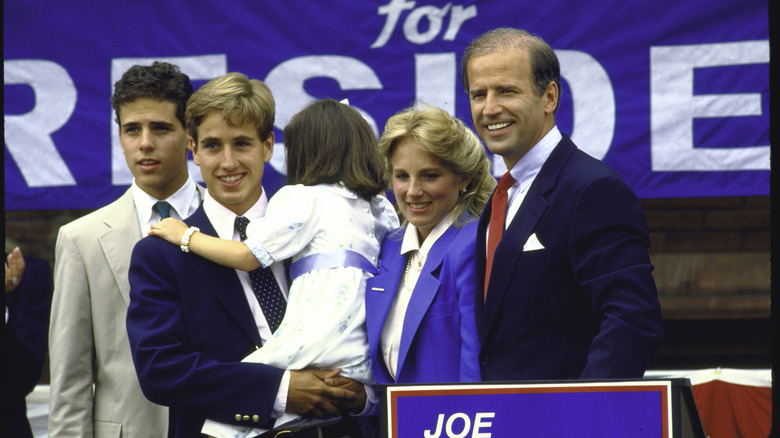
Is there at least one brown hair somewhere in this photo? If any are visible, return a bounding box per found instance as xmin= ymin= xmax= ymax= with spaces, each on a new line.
xmin=283 ymin=99 xmax=386 ymax=201
xmin=111 ymin=61 xmax=193 ymax=127
xmin=461 ymin=27 xmax=561 ymax=113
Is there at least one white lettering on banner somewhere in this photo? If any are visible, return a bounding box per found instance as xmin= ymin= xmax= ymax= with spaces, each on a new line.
xmin=416 ymin=53 xmax=456 ymax=114
xmin=5 ymin=40 xmax=768 ymax=191
xmin=110 ymin=55 xmax=228 ymax=185
xmin=4 ymin=60 xmax=78 ymax=187
xmin=650 ymin=40 xmax=769 ymax=171
xmin=472 ymin=412 xmax=495 ymax=438
xmin=404 ymin=4 xmax=451 ymax=44
xmin=557 ymin=50 xmax=616 ymax=161
xmin=372 ymin=0 xmax=477 ymax=48
xmin=264 ymin=55 xmax=384 ymax=175
xmin=423 ymin=412 xmax=495 ymax=438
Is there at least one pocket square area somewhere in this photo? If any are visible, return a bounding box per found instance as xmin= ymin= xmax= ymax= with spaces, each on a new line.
xmin=523 ymin=233 xmax=545 ymax=251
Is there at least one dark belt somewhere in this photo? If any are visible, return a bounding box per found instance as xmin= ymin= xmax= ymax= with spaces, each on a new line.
xmin=256 ymin=417 xmax=364 ymax=438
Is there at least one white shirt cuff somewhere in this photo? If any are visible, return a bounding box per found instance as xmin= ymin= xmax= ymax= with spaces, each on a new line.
xmin=273 ymin=370 xmax=291 ymax=417
xmin=356 ymin=383 xmax=379 ymax=416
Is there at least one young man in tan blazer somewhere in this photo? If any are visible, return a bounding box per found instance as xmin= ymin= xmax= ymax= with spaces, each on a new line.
xmin=48 ymin=62 xmax=206 ymax=437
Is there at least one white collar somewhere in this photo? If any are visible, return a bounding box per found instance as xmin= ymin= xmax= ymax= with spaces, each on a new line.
xmin=202 ymin=189 xmax=269 ymax=240
xmin=132 ymin=175 xmax=199 ymax=222
xmin=400 ymin=210 xmax=456 ymax=258
xmin=507 ymin=126 xmax=562 ymax=194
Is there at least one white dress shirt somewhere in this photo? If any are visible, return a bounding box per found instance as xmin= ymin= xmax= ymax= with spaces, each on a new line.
xmin=131 ymin=175 xmax=202 ymax=235
xmin=201 ymin=190 xmax=289 ymax=340
xmin=199 ymin=190 xmax=291 ymax=438
xmin=501 ymin=126 xmax=562 ymax=230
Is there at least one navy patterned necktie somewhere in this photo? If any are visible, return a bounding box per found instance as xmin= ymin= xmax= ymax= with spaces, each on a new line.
xmin=153 ymin=201 xmax=171 ymax=219
xmin=234 ymin=216 xmax=287 ymax=333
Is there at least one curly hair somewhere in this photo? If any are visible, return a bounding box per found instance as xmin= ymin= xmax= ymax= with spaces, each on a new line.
xmin=111 ymin=61 xmax=193 ymax=127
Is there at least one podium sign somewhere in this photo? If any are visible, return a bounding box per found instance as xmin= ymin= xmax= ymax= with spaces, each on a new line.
xmin=383 ymin=379 xmax=704 ymax=437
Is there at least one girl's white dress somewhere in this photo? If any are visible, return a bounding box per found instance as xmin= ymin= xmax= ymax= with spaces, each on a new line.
xmin=202 ymin=183 xmax=398 ymax=437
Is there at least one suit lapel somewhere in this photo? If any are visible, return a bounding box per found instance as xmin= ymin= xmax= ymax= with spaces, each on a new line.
xmin=99 ymin=185 xmax=206 ymax=306
xmin=479 ymin=137 xmax=577 ymax=339
xmin=99 ymin=189 xmax=142 ymax=306
xmin=184 ymin=208 xmax=264 ymax=346
xmin=365 ymin=239 xmax=405 ymax=383
xmin=395 ymin=226 xmax=456 ymax=378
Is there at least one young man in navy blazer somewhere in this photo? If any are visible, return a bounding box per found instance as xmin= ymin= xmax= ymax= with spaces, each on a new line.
xmin=126 ymin=72 xmax=369 ymax=438
xmin=462 ymin=28 xmax=663 ymax=381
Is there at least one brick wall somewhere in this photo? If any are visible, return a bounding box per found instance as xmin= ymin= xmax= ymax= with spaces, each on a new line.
xmin=641 ymin=196 xmax=770 ymax=320
xmin=640 ymin=196 xmax=771 ymax=369
xmin=5 ymin=209 xmax=93 ymax=267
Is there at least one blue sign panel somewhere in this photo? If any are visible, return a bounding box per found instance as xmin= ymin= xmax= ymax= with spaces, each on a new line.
xmin=4 ymin=0 xmax=769 ymax=210
xmin=386 ymin=381 xmax=673 ymax=437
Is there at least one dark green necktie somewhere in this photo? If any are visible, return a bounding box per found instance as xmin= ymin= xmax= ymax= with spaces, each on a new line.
xmin=153 ymin=201 xmax=171 ymax=219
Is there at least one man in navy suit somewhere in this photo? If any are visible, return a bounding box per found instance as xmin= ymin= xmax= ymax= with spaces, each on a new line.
xmin=126 ymin=72 xmax=368 ymax=438
xmin=461 ymin=28 xmax=663 ymax=381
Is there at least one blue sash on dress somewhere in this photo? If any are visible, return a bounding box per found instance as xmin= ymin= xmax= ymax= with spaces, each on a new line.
xmin=289 ymin=249 xmax=378 ymax=282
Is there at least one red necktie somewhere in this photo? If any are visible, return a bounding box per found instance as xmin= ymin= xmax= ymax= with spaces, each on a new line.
xmin=485 ymin=172 xmax=515 ymax=300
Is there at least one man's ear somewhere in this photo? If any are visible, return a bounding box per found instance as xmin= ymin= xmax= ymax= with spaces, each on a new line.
xmin=263 ymin=131 xmax=275 ymax=163
xmin=544 ymin=81 xmax=559 ymax=114
xmin=190 ymin=137 xmax=200 ymax=165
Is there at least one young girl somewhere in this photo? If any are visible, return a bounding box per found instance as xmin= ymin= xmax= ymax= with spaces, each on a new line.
xmin=150 ymin=99 xmax=399 ymax=433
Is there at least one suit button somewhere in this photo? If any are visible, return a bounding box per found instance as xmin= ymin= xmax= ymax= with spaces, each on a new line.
xmin=252 ymin=415 xmax=260 ymax=422
xmin=243 ymin=415 xmax=250 ymax=421
xmin=235 ymin=414 xmax=242 ymax=421
xmin=480 ymin=356 xmax=489 ymax=366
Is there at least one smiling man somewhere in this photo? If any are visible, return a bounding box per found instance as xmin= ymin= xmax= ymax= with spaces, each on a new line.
xmin=126 ymin=72 xmax=371 ymax=438
xmin=461 ymin=28 xmax=664 ymax=381
xmin=49 ymin=62 xmax=205 ymax=437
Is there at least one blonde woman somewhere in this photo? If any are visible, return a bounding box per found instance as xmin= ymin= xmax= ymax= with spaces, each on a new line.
xmin=366 ymin=104 xmax=495 ymax=384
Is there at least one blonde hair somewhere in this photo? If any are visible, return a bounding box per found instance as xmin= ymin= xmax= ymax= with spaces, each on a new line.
xmin=378 ymin=104 xmax=496 ymax=226
xmin=185 ymin=72 xmax=275 ymax=143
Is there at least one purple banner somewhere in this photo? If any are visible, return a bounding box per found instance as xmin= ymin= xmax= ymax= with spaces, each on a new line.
xmin=4 ymin=0 xmax=769 ymax=210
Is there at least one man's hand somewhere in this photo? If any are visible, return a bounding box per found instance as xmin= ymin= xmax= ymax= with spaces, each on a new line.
xmin=5 ymin=247 xmax=25 ymax=293
xmin=287 ymin=369 xmax=358 ymax=419
xmin=324 ymin=372 xmax=368 ymax=414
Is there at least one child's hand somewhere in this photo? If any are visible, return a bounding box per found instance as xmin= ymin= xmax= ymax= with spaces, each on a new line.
xmin=149 ymin=218 xmax=189 ymax=245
